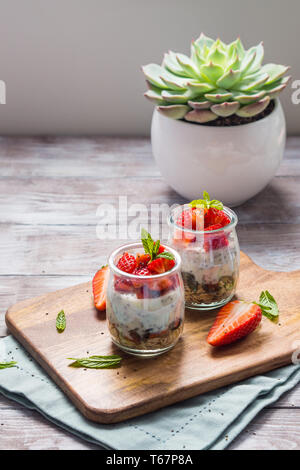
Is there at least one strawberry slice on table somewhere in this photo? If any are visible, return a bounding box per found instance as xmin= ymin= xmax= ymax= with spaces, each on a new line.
xmin=207 ymin=301 xmax=262 ymax=347
xmin=207 ymin=291 xmax=279 ymax=347
xmin=117 ymin=252 xmax=136 ymax=273
xmin=92 ymin=265 xmax=109 ymax=311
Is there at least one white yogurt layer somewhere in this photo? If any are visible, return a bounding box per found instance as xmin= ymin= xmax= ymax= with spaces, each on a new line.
xmin=176 ymin=240 xmax=239 ymax=284
xmin=107 ymin=287 xmax=183 ymax=337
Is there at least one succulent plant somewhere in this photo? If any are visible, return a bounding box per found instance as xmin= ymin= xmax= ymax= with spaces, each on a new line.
xmin=142 ymin=34 xmax=290 ymax=123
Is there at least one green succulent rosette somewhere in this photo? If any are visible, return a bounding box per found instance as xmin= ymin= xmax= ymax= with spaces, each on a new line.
xmin=142 ymin=34 xmax=290 ymax=123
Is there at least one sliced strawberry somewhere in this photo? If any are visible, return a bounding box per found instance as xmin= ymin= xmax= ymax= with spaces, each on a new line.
xmin=207 ymin=301 xmax=262 ymax=347
xmin=177 ymin=208 xmax=204 ymax=231
xmin=173 ymin=229 xmax=196 ymax=245
xmin=191 ymin=208 xmax=204 ymax=231
xmin=114 ymin=276 xmax=133 ymax=293
xmin=204 ymin=208 xmax=230 ymax=228
xmin=147 ymin=258 xmax=165 ymax=274
xmin=92 ymin=265 xmax=109 ymax=311
xmin=158 ymin=277 xmax=174 ymax=293
xmin=136 ymin=253 xmax=151 ymax=267
xmin=131 ymin=266 xmax=151 ymax=288
xmin=158 ymin=245 xmax=165 ymax=253
xmin=161 ymin=258 xmax=175 ymax=272
xmin=204 ymin=223 xmax=229 ymax=251
xmin=133 ymin=266 xmax=151 ymax=276
xmin=117 ymin=252 xmax=136 ymax=273
xmin=205 ymin=223 xmax=223 ymax=231
xmin=177 ymin=208 xmax=193 ymax=229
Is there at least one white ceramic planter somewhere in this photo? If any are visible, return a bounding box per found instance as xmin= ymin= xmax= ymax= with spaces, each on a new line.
xmin=151 ymin=99 xmax=286 ymax=207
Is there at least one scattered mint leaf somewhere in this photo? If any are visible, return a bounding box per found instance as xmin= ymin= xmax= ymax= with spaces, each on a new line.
xmin=56 ymin=310 xmax=66 ymax=333
xmin=0 ymin=361 xmax=17 ymax=370
xmin=189 ymin=191 xmax=223 ymax=210
xmin=257 ymin=291 xmax=279 ymax=321
xmin=157 ymin=252 xmax=175 ymax=261
xmin=68 ymin=355 xmax=122 ymax=369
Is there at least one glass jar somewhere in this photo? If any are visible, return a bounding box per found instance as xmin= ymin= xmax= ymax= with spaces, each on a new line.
xmin=168 ymin=205 xmax=240 ymax=310
xmin=107 ymin=243 xmax=185 ymax=357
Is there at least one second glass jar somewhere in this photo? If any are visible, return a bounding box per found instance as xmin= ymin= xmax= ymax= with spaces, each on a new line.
xmin=168 ymin=205 xmax=240 ymax=310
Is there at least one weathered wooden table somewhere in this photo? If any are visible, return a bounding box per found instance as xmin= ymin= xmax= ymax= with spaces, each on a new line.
xmin=0 ymin=136 xmax=299 ymax=450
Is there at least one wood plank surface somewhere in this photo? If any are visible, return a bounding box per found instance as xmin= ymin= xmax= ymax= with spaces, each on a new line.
xmin=0 ymin=136 xmax=299 ymax=448
xmin=5 ymin=252 xmax=300 ymax=424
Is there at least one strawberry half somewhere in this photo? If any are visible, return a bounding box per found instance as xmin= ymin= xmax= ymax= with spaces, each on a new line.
xmin=177 ymin=208 xmax=204 ymax=231
xmin=204 ymin=224 xmax=229 ymax=251
xmin=131 ymin=266 xmax=151 ymax=288
xmin=117 ymin=252 xmax=136 ymax=273
xmin=136 ymin=253 xmax=151 ymax=267
xmin=206 ymin=301 xmax=262 ymax=347
xmin=114 ymin=276 xmax=133 ymax=293
xmin=92 ymin=265 xmax=109 ymax=311
xmin=147 ymin=258 xmax=165 ymax=274
xmin=177 ymin=208 xmax=193 ymax=229
xmin=161 ymin=258 xmax=175 ymax=271
xmin=204 ymin=208 xmax=230 ymax=228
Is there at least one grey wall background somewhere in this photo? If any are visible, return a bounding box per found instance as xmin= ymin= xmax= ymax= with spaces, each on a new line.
xmin=0 ymin=0 xmax=299 ymax=135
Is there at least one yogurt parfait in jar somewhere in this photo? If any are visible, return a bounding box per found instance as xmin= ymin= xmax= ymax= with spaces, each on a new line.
xmin=106 ymin=230 xmax=185 ymax=357
xmin=168 ymin=191 xmax=240 ymax=310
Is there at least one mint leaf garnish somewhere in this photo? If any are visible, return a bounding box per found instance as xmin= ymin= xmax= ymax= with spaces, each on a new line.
xmin=257 ymin=291 xmax=279 ymax=321
xmin=141 ymin=228 xmax=175 ymax=262
xmin=153 ymin=240 xmax=160 ymax=258
xmin=141 ymin=228 xmax=154 ymax=258
xmin=0 ymin=361 xmax=17 ymax=370
xmin=56 ymin=310 xmax=66 ymax=333
xmin=141 ymin=229 xmax=158 ymax=261
xmin=157 ymin=252 xmax=175 ymax=261
xmin=68 ymin=355 xmax=122 ymax=369
xmin=189 ymin=191 xmax=223 ymax=210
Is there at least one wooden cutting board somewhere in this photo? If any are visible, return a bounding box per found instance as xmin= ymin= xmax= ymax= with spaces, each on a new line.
xmin=5 ymin=252 xmax=300 ymax=424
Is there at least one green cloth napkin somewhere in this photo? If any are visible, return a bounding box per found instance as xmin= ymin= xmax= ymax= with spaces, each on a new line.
xmin=0 ymin=335 xmax=299 ymax=450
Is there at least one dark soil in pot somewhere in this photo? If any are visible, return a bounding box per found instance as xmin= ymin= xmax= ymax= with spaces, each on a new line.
xmin=185 ymin=99 xmax=275 ymax=127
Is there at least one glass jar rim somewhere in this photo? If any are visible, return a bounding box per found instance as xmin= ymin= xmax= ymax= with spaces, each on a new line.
xmin=108 ymin=242 xmax=182 ymax=279
xmin=168 ymin=205 xmax=238 ymax=234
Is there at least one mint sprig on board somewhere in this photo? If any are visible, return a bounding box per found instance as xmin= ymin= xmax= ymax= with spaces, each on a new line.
xmin=255 ymin=291 xmax=279 ymax=321
xmin=141 ymin=228 xmax=174 ymax=261
xmin=0 ymin=361 xmax=17 ymax=369
xmin=56 ymin=310 xmax=66 ymax=333
xmin=68 ymin=355 xmax=122 ymax=369
xmin=189 ymin=191 xmax=223 ymax=210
